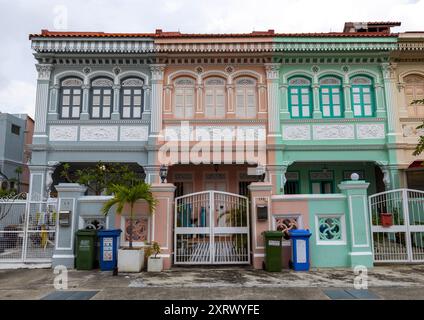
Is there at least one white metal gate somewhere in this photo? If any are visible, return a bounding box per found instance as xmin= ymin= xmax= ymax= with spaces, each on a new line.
xmin=369 ymin=189 xmax=424 ymax=263
xmin=174 ymin=191 xmax=250 ymax=265
xmin=0 ymin=194 xmax=57 ymax=264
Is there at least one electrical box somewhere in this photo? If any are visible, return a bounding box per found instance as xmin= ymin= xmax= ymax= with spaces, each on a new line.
xmin=257 ymin=205 xmax=268 ymax=221
xmin=58 ymin=210 xmax=71 ymax=227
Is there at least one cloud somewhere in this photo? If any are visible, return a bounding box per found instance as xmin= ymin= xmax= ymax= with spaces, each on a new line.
xmin=0 ymin=81 xmax=36 ymax=117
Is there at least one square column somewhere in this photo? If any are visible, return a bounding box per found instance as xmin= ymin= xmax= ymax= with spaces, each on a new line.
xmin=53 ymin=183 xmax=87 ymax=268
xmin=338 ymin=179 xmax=373 ymax=268
xmin=248 ymin=182 xmax=273 ymax=269
xmin=150 ymin=183 xmax=176 ymax=270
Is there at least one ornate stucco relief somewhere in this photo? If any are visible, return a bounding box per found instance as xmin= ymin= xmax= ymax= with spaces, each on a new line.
xmin=282 ymin=125 xmax=311 ymax=141
xmin=80 ymin=126 xmax=118 ymax=141
xmin=356 ymin=124 xmax=385 ymax=139
xmin=120 ymin=126 xmax=149 ymax=141
xmin=313 ymin=124 xmax=355 ymax=140
xmin=402 ymin=124 xmax=424 ymax=138
xmin=49 ymin=126 xmax=78 ymax=141
xmin=164 ymin=125 xmax=266 ymax=141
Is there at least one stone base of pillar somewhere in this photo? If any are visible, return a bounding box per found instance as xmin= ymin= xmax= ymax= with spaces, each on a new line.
xmin=111 ymin=112 xmax=120 ymax=120
xmin=52 ymin=254 xmax=75 ymax=269
xmin=344 ymin=110 xmax=354 ymax=118
xmin=349 ymin=252 xmax=373 ymax=268
xmin=80 ymin=113 xmax=89 ymax=120
xmin=280 ymin=111 xmax=291 ymax=120
xmin=253 ymin=255 xmax=264 ymax=269
xmin=313 ymin=110 xmax=322 ymax=119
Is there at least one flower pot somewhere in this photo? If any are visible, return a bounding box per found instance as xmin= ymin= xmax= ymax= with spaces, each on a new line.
xmin=147 ymin=256 xmax=163 ymax=272
xmin=117 ymin=248 xmax=145 ymax=272
xmin=380 ymin=213 xmax=393 ymax=227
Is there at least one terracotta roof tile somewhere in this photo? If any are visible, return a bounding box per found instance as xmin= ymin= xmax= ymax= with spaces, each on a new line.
xmin=29 ymin=29 xmax=398 ymax=40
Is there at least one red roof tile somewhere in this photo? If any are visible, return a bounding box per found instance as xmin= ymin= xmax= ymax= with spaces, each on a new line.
xmin=29 ymin=29 xmax=398 ymax=40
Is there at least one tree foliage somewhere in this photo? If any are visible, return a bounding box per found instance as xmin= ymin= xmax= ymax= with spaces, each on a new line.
xmin=412 ymin=99 xmax=424 ymax=156
xmin=60 ymin=161 xmax=144 ymax=195
xmin=102 ymin=183 xmax=157 ymax=249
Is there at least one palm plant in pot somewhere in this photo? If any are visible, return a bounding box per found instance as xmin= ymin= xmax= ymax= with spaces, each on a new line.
xmin=145 ymin=241 xmax=163 ymax=272
xmin=102 ymin=183 xmax=156 ymax=272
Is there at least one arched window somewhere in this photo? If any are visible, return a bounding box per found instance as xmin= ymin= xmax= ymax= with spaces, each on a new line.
xmin=174 ymin=77 xmax=195 ymax=119
xmin=90 ymin=77 xmax=113 ymax=119
xmin=404 ymin=74 xmax=424 ymax=117
xmin=235 ymin=77 xmax=257 ymax=118
xmin=60 ymin=77 xmax=83 ymax=119
xmin=204 ymin=77 xmax=226 ymax=118
xmin=288 ymin=77 xmax=312 ymax=118
xmin=319 ymin=77 xmax=343 ymax=118
xmin=121 ymin=78 xmax=144 ymax=119
xmin=350 ymin=76 xmax=375 ymax=117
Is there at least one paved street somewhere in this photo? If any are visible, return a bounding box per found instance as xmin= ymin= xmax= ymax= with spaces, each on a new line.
xmin=1 ymin=265 xmax=424 ymax=300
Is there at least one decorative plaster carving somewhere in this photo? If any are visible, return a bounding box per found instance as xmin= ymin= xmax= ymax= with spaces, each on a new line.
xmin=120 ymin=126 xmax=149 ymax=141
xmin=313 ymin=124 xmax=355 ymax=140
xmin=150 ymin=64 xmax=166 ymax=81
xmin=282 ymin=125 xmax=311 ymax=141
xmin=36 ymin=64 xmax=53 ymax=80
xmin=264 ymin=63 xmax=280 ymax=80
xmin=112 ymin=66 xmax=121 ymax=75
xmin=80 ymin=126 xmax=118 ymax=141
xmin=356 ymin=124 xmax=385 ymax=139
xmin=82 ymin=67 xmax=91 ymax=74
xmin=402 ymin=124 xmax=424 ymax=138
xmin=49 ymin=126 xmax=78 ymax=141
xmin=381 ymin=62 xmax=397 ymax=80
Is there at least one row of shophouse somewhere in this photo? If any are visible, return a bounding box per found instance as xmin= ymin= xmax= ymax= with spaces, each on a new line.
xmin=1 ymin=21 xmax=423 ymax=270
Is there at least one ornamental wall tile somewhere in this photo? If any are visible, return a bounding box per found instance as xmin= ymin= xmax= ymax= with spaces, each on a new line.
xmin=356 ymin=124 xmax=385 ymax=139
xmin=313 ymin=124 xmax=355 ymax=140
xmin=49 ymin=125 xmax=78 ymax=141
xmin=282 ymin=125 xmax=311 ymax=141
xmin=402 ymin=124 xmax=424 ymax=138
xmin=80 ymin=126 xmax=118 ymax=141
xmin=120 ymin=126 xmax=149 ymax=141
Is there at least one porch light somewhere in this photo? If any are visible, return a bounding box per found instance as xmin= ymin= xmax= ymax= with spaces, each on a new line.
xmin=159 ymin=165 xmax=168 ymax=183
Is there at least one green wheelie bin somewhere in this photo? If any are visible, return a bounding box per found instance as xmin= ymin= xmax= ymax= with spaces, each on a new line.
xmin=263 ymin=231 xmax=284 ymax=272
xmin=75 ymin=229 xmax=97 ymax=270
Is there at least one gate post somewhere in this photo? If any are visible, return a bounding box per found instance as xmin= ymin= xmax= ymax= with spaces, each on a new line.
xmin=338 ymin=178 xmax=373 ymax=268
xmin=150 ymin=183 xmax=176 ymax=270
xmin=52 ymin=183 xmax=87 ymax=268
xmin=248 ymin=182 xmax=273 ymax=269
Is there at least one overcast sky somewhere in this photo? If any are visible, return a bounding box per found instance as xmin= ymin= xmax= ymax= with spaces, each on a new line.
xmin=0 ymin=0 xmax=422 ymax=118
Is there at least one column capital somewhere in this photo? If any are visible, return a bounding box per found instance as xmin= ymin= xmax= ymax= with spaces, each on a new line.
xmin=36 ymin=64 xmax=54 ymax=81
xmin=381 ymin=62 xmax=397 ymax=80
xmin=150 ymin=64 xmax=166 ymax=81
xmin=264 ymin=63 xmax=281 ymax=80
xmin=112 ymin=84 xmax=121 ymax=90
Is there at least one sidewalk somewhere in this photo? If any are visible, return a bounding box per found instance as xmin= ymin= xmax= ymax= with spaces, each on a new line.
xmin=1 ymin=265 xmax=424 ymax=300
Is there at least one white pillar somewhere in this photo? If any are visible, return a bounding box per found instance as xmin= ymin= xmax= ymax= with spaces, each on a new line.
xmin=33 ymin=64 xmax=53 ymax=142
xmin=343 ymin=83 xmax=353 ymax=118
xmin=150 ymin=64 xmax=166 ymax=137
xmin=265 ymin=63 xmax=281 ymax=136
xmin=80 ymin=84 xmax=90 ymax=120
xmin=112 ymin=84 xmax=121 ymax=119
xmin=143 ymin=85 xmax=151 ymax=114
xmin=312 ymin=83 xmax=322 ymax=119
xmin=381 ymin=63 xmax=399 ymax=138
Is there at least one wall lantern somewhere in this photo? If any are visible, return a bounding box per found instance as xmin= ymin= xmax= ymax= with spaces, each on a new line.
xmin=159 ymin=165 xmax=168 ymax=183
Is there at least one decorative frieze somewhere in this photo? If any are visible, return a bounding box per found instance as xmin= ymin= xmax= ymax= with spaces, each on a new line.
xmin=402 ymin=124 xmax=424 ymax=138
xmin=164 ymin=125 xmax=266 ymax=141
xmin=313 ymin=124 xmax=355 ymax=140
xmin=356 ymin=124 xmax=385 ymax=139
xmin=36 ymin=64 xmax=54 ymax=81
xmin=120 ymin=126 xmax=149 ymax=141
xmin=49 ymin=126 xmax=78 ymax=141
xmin=80 ymin=126 xmax=118 ymax=141
xmin=282 ymin=125 xmax=311 ymax=141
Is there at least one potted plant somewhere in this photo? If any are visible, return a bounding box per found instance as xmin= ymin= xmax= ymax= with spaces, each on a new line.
xmin=145 ymin=241 xmax=163 ymax=272
xmin=380 ymin=212 xmax=393 ymax=227
xmin=102 ymin=183 xmax=156 ymax=273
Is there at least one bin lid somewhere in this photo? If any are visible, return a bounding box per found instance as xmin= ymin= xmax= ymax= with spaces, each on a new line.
xmin=262 ymin=231 xmax=284 ymax=238
xmin=289 ymin=229 xmax=312 ymax=237
xmin=97 ymin=229 xmax=122 ymax=237
xmin=76 ymin=229 xmax=97 ymax=236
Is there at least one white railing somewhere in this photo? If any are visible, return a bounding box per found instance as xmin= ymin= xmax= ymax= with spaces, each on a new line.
xmin=174 ymin=191 xmax=250 ymax=265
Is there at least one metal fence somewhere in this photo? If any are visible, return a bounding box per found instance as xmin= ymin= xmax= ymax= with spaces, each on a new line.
xmin=0 ymin=193 xmax=57 ymax=264
xmin=174 ymin=191 xmax=250 ymax=265
xmin=369 ymin=189 xmax=424 ymax=263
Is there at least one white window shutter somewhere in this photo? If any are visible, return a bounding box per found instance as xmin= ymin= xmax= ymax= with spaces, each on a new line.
xmin=175 ymin=89 xmax=185 ymax=118
xmin=205 ymin=89 xmax=214 ymax=117
xmin=185 ymin=88 xmax=194 ymax=118
xmin=236 ymin=89 xmax=245 ymax=118
xmin=215 ymin=89 xmax=225 ymax=118
xmin=246 ymin=89 xmax=256 ymax=118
